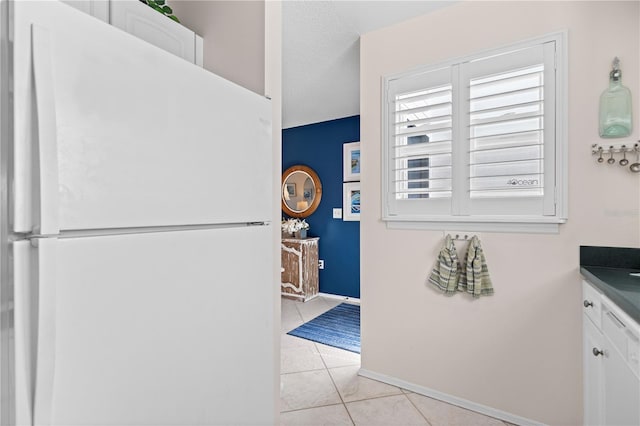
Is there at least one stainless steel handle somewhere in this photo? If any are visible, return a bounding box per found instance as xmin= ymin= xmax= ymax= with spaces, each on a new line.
xmin=606 ymin=310 xmax=626 ymax=329
xmin=584 ymin=300 xmax=594 ymax=308
xmin=593 ymin=348 xmax=604 ymax=357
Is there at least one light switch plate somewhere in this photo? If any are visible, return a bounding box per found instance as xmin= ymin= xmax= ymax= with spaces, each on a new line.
xmin=333 ymin=208 xmax=342 ymax=219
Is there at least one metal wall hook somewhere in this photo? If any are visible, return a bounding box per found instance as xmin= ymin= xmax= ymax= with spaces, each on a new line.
xmin=620 ymin=145 xmax=629 ymax=166
xmin=444 ymin=231 xmax=475 ymax=241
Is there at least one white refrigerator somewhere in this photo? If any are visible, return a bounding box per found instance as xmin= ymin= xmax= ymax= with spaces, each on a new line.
xmin=1 ymin=1 xmax=276 ymax=425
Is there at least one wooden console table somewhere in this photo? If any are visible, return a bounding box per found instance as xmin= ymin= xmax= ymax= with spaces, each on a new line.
xmin=281 ymin=237 xmax=319 ymax=302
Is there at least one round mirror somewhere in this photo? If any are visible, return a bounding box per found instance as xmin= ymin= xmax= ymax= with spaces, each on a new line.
xmin=282 ymin=165 xmax=322 ymax=218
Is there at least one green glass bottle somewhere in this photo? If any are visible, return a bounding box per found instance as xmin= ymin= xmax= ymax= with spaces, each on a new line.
xmin=599 ymin=57 xmax=632 ymax=138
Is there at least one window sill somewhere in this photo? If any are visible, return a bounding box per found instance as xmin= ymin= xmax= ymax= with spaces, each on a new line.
xmin=383 ymin=215 xmax=566 ymax=234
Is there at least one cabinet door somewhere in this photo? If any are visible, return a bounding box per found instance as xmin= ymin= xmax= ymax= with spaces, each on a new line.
xmin=110 ymin=0 xmax=196 ymax=63
xmin=195 ymin=34 xmax=204 ymax=67
xmin=61 ymin=0 xmax=109 ymax=22
xmin=584 ymin=316 xmax=604 ymax=426
xmin=602 ymin=334 xmax=640 ymax=425
xmin=583 ymin=280 xmax=603 ymax=329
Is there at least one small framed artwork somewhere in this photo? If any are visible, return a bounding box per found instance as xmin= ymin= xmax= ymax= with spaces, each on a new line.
xmin=343 ymin=182 xmax=360 ymax=221
xmin=285 ymin=183 xmax=296 ymax=198
xmin=343 ymin=141 xmax=361 ymax=182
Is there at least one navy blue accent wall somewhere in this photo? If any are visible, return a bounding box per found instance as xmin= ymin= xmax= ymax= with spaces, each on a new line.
xmin=282 ymin=116 xmax=360 ymax=298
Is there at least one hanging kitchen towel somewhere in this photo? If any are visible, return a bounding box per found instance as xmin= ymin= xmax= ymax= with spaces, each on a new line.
xmin=428 ymin=234 xmax=460 ymax=294
xmin=458 ymin=235 xmax=494 ymax=298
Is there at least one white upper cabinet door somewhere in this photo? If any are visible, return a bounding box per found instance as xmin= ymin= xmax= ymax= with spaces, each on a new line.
xmin=60 ymin=0 xmax=109 ymax=22
xmin=13 ymin=1 xmax=271 ymax=233
xmin=195 ymin=34 xmax=204 ymax=67
xmin=110 ymin=0 xmax=197 ymax=63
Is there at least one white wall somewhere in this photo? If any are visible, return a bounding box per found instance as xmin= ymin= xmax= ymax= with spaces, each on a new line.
xmin=360 ymin=2 xmax=639 ymax=424
xmin=265 ymin=0 xmax=283 ymax=420
xmin=171 ymin=0 xmax=265 ymax=95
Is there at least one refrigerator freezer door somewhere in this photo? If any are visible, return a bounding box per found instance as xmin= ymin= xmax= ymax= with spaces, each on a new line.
xmin=13 ymin=1 xmax=272 ymax=233
xmin=14 ymin=226 xmax=275 ymax=425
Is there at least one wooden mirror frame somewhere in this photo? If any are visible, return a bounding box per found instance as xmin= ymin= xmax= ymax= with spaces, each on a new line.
xmin=281 ymin=165 xmax=322 ymax=218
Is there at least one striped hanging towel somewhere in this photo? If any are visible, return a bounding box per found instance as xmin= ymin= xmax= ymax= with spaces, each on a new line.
xmin=428 ymin=234 xmax=460 ymax=294
xmin=458 ymin=235 xmax=494 ymax=298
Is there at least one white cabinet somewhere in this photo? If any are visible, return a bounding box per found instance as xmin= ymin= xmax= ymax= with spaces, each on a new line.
xmin=583 ymin=316 xmax=604 ymax=425
xmin=62 ymin=0 xmax=109 ymax=21
xmin=582 ymin=280 xmax=640 ymax=426
xmin=602 ymin=331 xmax=640 ymax=426
xmin=61 ymin=0 xmax=203 ymax=66
xmin=601 ymin=300 xmax=640 ymax=426
xmin=110 ymin=0 xmax=202 ymax=65
xmin=583 ymin=280 xmax=603 ymax=329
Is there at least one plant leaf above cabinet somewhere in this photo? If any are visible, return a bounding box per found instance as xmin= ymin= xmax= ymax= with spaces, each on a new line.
xmin=139 ymin=0 xmax=180 ymax=23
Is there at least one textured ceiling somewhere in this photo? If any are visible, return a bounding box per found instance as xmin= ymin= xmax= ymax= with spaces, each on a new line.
xmin=283 ymin=1 xmax=454 ymax=129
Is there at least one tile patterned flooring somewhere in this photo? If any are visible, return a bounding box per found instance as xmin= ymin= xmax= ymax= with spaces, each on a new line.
xmin=280 ymin=296 xmax=513 ymax=425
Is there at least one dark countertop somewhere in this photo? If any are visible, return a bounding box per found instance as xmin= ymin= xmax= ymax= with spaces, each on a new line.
xmin=580 ymin=246 xmax=640 ymax=325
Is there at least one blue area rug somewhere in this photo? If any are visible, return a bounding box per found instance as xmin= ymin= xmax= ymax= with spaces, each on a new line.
xmin=288 ymin=303 xmax=360 ymax=353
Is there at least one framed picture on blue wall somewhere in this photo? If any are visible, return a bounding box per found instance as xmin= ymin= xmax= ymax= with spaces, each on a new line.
xmin=343 ymin=141 xmax=361 ymax=182
xmin=343 ymin=182 xmax=360 ymax=221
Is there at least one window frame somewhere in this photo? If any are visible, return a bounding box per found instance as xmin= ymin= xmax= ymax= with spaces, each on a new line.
xmin=381 ymin=31 xmax=568 ymax=233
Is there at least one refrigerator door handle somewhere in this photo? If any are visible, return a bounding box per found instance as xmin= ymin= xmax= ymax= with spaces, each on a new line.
xmin=13 ymin=238 xmax=57 ymax=426
xmin=13 ymin=240 xmax=34 ymax=425
xmin=32 ymin=238 xmax=58 ymax=425
xmin=31 ymin=25 xmax=60 ymax=236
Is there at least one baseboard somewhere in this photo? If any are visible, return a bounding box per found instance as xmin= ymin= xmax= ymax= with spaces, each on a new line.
xmin=318 ymin=292 xmax=360 ymax=305
xmin=358 ymin=368 xmax=544 ymax=426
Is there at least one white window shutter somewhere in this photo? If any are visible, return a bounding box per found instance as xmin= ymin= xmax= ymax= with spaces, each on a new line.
xmin=385 ymin=67 xmax=453 ymax=217
xmin=461 ymin=43 xmax=556 ymax=216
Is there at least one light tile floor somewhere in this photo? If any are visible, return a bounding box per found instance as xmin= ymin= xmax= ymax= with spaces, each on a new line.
xmin=280 ymin=296 xmax=513 ymax=426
